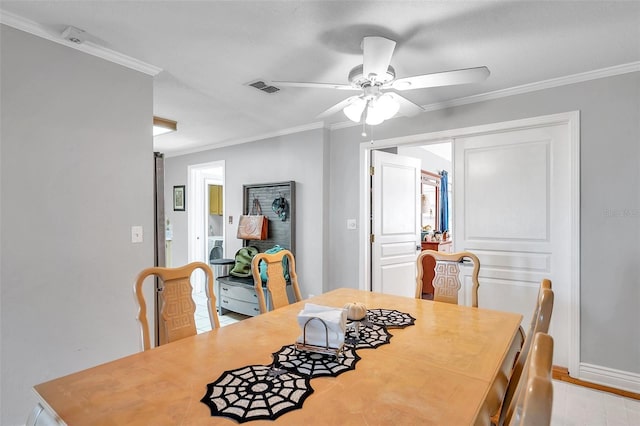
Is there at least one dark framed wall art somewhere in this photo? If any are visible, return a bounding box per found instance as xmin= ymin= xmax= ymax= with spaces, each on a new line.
xmin=173 ymin=185 xmax=186 ymax=211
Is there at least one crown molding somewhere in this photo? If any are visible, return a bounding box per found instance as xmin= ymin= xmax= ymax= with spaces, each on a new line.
xmin=164 ymin=122 xmax=325 ymax=158
xmin=0 ymin=9 xmax=162 ymax=76
xmin=330 ymin=61 xmax=640 ymax=131
xmin=419 ymin=61 xmax=640 ymax=113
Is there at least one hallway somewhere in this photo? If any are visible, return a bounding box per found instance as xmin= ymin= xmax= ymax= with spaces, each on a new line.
xmin=192 ymin=289 xmax=249 ymax=332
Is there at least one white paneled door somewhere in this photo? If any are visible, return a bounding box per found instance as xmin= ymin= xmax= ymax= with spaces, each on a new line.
xmin=454 ymin=121 xmax=573 ymax=367
xmin=371 ymin=150 xmax=421 ymax=297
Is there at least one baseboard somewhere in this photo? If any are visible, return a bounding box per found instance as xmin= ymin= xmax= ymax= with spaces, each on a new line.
xmin=553 ymin=365 xmax=640 ymax=400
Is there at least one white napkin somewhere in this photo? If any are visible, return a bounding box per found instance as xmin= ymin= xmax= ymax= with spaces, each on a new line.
xmin=296 ymin=303 xmax=347 ymax=349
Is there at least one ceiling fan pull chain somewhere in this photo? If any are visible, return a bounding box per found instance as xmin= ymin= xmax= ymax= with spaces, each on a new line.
xmin=361 ymin=99 xmax=371 ymax=136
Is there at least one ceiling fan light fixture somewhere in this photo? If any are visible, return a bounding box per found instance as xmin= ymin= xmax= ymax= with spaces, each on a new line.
xmin=365 ymin=103 xmax=385 ymax=125
xmin=376 ymin=94 xmax=400 ymax=119
xmin=344 ymin=98 xmax=366 ymax=122
xmin=347 ymin=93 xmax=399 ymax=125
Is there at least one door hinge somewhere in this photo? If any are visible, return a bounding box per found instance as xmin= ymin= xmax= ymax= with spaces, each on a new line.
xmin=369 ymin=166 xmax=375 ymax=176
xmin=370 ymin=234 xmax=375 ymax=243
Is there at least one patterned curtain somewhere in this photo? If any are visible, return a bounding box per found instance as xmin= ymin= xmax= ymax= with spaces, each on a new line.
xmin=440 ymin=170 xmax=449 ymax=232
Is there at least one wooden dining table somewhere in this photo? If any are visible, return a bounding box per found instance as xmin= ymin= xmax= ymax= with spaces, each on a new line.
xmin=34 ymin=288 xmax=522 ymax=425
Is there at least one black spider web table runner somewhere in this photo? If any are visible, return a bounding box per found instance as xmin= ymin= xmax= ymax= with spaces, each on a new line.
xmin=201 ymin=307 xmax=415 ymax=423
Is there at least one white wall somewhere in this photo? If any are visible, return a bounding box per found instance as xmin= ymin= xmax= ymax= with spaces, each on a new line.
xmin=328 ymin=72 xmax=640 ymax=377
xmin=0 ymin=26 xmax=155 ymax=425
xmin=164 ymin=128 xmax=329 ymax=299
xmin=397 ymin=145 xmax=452 ymax=175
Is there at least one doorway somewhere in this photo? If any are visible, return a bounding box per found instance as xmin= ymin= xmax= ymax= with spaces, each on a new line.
xmin=187 ymin=161 xmax=225 ymax=293
xmin=360 ymin=111 xmax=580 ymax=374
xmin=398 ymin=142 xmax=453 ymax=239
xmin=367 ymin=144 xmax=453 ymax=299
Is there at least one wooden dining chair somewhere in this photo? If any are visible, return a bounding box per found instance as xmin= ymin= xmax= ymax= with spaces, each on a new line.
xmin=415 ymin=250 xmax=481 ymax=307
xmin=474 ymin=279 xmax=553 ymax=426
xmin=251 ymin=249 xmax=302 ymax=313
xmin=134 ymin=261 xmax=220 ymax=351
xmin=504 ymin=332 xmax=554 ymax=426
xmin=494 ymin=286 xmax=554 ymax=426
xmin=517 ymin=278 xmax=552 ymax=343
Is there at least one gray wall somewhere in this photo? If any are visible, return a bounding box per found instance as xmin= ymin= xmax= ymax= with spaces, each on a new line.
xmin=0 ymin=26 xmax=155 ymax=425
xmin=328 ymin=72 xmax=640 ymax=375
xmin=164 ymin=128 xmax=329 ymax=299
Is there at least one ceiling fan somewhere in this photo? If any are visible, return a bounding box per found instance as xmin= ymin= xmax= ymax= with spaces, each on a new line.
xmin=273 ymin=36 xmax=490 ymax=126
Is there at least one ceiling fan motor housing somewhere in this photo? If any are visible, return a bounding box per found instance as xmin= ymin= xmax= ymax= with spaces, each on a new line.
xmin=348 ymin=64 xmax=396 ymax=88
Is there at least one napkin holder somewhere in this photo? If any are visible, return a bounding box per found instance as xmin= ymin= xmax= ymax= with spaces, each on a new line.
xmin=295 ymin=317 xmax=345 ymax=358
xmin=294 ymin=304 xmax=346 ymax=358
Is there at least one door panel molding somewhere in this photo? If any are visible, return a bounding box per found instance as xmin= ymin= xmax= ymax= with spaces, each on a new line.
xmin=476 ymin=250 xmax=552 ymax=273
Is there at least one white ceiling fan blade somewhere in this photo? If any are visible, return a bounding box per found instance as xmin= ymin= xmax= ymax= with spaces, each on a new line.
xmin=317 ymin=96 xmax=361 ymax=119
xmin=362 ymin=36 xmax=396 ymax=82
xmin=387 ymin=92 xmax=424 ymax=117
xmin=272 ymin=81 xmax=357 ymax=91
xmin=391 ymin=66 xmax=490 ymax=91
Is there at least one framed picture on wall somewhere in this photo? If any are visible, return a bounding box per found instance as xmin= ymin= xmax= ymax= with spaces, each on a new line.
xmin=173 ymin=185 xmax=186 ymax=211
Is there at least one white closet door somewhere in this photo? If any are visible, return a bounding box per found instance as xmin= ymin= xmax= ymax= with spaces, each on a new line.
xmin=454 ymin=122 xmax=572 ymax=367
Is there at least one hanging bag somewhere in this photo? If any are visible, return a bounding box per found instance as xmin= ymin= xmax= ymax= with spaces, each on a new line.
xmin=237 ymin=198 xmax=268 ymax=240
xmin=229 ymin=246 xmax=260 ymax=277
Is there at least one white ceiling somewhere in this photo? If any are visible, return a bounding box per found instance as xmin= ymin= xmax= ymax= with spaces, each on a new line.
xmin=2 ymin=1 xmax=639 ymax=156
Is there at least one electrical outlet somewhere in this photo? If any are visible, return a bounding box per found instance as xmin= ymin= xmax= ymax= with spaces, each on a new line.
xmin=228 ymin=215 xmax=233 ymax=224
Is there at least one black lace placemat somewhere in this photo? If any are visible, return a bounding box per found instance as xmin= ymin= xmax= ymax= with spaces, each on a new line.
xmin=271 ymin=344 xmax=361 ymax=378
xmin=200 ymin=364 xmax=314 ymax=423
xmin=344 ymin=321 xmax=392 ymax=349
xmin=365 ymin=308 xmax=416 ymax=328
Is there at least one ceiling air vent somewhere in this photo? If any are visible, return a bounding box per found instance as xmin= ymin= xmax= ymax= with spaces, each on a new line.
xmin=247 ymin=80 xmax=280 ymax=94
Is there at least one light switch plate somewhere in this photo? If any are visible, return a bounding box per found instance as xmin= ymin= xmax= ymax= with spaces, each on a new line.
xmin=131 ymin=226 xmax=143 ymax=243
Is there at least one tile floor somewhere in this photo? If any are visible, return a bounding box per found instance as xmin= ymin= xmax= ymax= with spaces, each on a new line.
xmin=551 ymin=380 xmax=640 ymax=426
xmin=192 ymin=290 xmax=640 ymax=424
xmin=193 ymin=290 xmax=249 ymax=332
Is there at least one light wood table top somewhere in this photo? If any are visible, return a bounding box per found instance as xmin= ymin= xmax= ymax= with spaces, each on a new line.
xmin=34 ymin=288 xmax=522 ymax=425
